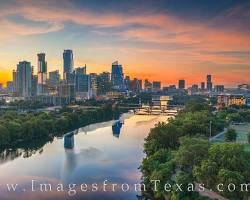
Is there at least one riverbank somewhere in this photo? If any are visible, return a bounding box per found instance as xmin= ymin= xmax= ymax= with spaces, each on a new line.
xmin=0 ymin=102 xmax=128 ymax=151
xmin=0 ymin=114 xmax=168 ymax=200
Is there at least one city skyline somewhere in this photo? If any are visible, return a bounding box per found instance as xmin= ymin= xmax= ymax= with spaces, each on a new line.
xmin=0 ymin=0 xmax=250 ymax=86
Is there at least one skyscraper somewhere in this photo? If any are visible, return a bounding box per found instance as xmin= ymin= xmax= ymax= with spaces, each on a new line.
xmin=111 ymin=61 xmax=124 ymax=90
xmin=6 ymin=81 xmax=13 ymax=93
xmin=37 ymin=53 xmax=47 ymax=95
xmin=207 ymin=74 xmax=213 ymax=91
xmin=90 ymin=73 xmax=98 ymax=98
xmin=63 ymin=49 xmax=74 ymax=80
xmin=12 ymin=70 xmax=18 ymax=95
xmin=144 ymin=79 xmax=152 ymax=92
xmin=153 ymin=81 xmax=161 ymax=92
xmin=178 ymin=80 xmax=185 ymax=89
xmin=97 ymin=72 xmax=111 ymax=95
xmin=75 ymin=67 xmax=90 ymax=99
xmin=201 ymin=82 xmax=205 ymax=90
xmin=48 ymin=70 xmax=60 ymax=88
xmin=17 ymin=61 xmax=32 ymax=97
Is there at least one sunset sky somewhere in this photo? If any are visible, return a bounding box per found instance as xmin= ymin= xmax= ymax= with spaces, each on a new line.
xmin=0 ymin=0 xmax=250 ymax=87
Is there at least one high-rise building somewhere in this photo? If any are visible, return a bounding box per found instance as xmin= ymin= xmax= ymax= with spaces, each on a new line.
xmin=131 ymin=78 xmax=142 ymax=93
xmin=31 ymin=75 xmax=38 ymax=96
xmin=63 ymin=50 xmax=74 ymax=82
xmin=97 ymin=72 xmax=111 ymax=95
xmin=178 ymin=80 xmax=185 ymax=89
xmin=191 ymin=84 xmax=199 ymax=93
xmin=17 ymin=61 xmax=32 ymax=97
xmin=144 ymin=79 xmax=152 ymax=92
xmin=12 ymin=70 xmax=18 ymax=95
xmin=90 ymin=73 xmax=98 ymax=98
xmin=6 ymin=81 xmax=13 ymax=93
xmin=214 ymin=85 xmax=224 ymax=93
xmin=111 ymin=61 xmax=124 ymax=90
xmin=58 ymin=82 xmax=75 ymax=103
xmin=207 ymin=74 xmax=213 ymax=91
xmin=75 ymin=66 xmax=86 ymax=75
xmin=201 ymin=82 xmax=205 ymax=91
xmin=75 ymin=67 xmax=90 ymax=99
xmin=37 ymin=53 xmax=47 ymax=95
xmin=153 ymin=81 xmax=161 ymax=92
xmin=124 ymin=76 xmax=131 ymax=91
xmin=48 ymin=70 xmax=60 ymax=88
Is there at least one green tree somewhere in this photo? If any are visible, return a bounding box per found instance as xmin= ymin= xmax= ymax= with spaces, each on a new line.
xmin=0 ymin=125 xmax=10 ymax=146
xmin=193 ymin=143 xmax=250 ymax=199
xmin=248 ymin=131 xmax=250 ymax=143
xmin=175 ymin=137 xmax=210 ymax=172
xmin=144 ymin=123 xmax=181 ymax=156
xmin=225 ymin=128 xmax=237 ymax=142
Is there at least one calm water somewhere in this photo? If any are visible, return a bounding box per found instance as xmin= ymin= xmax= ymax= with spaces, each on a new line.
xmin=0 ymin=114 xmax=168 ymax=200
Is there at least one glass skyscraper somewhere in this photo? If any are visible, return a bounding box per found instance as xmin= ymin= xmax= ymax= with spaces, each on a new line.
xmin=63 ymin=49 xmax=74 ymax=74
xmin=17 ymin=61 xmax=32 ymax=97
xmin=111 ymin=61 xmax=124 ymax=90
xmin=37 ymin=53 xmax=47 ymax=95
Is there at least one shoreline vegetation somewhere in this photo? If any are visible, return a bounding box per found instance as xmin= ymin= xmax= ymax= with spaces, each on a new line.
xmin=141 ymin=98 xmax=250 ymax=200
xmin=0 ymin=100 xmax=127 ymax=152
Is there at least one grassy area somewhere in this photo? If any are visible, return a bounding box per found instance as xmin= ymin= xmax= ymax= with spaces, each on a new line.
xmin=211 ymin=123 xmax=250 ymax=152
xmin=230 ymin=123 xmax=250 ymax=143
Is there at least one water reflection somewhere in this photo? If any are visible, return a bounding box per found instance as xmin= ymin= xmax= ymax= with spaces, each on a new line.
xmin=112 ymin=120 xmax=123 ymax=138
xmin=64 ymin=132 xmax=75 ymax=149
xmin=0 ymin=114 xmax=168 ymax=200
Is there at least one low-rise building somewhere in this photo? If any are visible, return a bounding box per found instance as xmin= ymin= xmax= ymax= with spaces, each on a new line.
xmin=217 ymin=94 xmax=246 ymax=108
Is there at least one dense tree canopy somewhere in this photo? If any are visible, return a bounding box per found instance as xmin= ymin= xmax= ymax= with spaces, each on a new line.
xmin=0 ymin=102 xmax=123 ymax=150
xmin=141 ymin=99 xmax=250 ymax=200
xmin=225 ymin=129 xmax=237 ymax=142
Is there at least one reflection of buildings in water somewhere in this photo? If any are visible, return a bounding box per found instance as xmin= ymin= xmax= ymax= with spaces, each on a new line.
xmin=112 ymin=120 xmax=123 ymax=138
xmin=60 ymin=148 xmax=77 ymax=184
xmin=64 ymin=132 xmax=75 ymax=149
xmin=61 ymin=131 xmax=76 ymax=183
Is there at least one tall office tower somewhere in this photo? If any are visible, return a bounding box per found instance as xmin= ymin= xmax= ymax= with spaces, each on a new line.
xmin=153 ymin=81 xmax=161 ymax=92
xmin=31 ymin=75 xmax=38 ymax=96
xmin=124 ymin=76 xmax=131 ymax=91
xmin=144 ymin=79 xmax=152 ymax=92
xmin=75 ymin=68 xmax=90 ymax=99
xmin=111 ymin=61 xmax=124 ymax=90
xmin=63 ymin=49 xmax=74 ymax=82
xmin=214 ymin=85 xmax=224 ymax=93
xmin=90 ymin=73 xmax=98 ymax=97
xmin=37 ymin=53 xmax=47 ymax=95
xmin=207 ymin=74 xmax=213 ymax=91
xmin=17 ymin=61 xmax=32 ymax=97
xmin=201 ymin=82 xmax=205 ymax=90
xmin=48 ymin=70 xmax=60 ymax=88
xmin=97 ymin=72 xmax=111 ymax=95
xmin=178 ymin=79 xmax=185 ymax=89
xmin=191 ymin=84 xmax=199 ymax=93
xmin=131 ymin=78 xmax=142 ymax=93
xmin=6 ymin=81 xmax=13 ymax=93
xmin=12 ymin=70 xmax=18 ymax=95
xmin=75 ymin=66 xmax=86 ymax=75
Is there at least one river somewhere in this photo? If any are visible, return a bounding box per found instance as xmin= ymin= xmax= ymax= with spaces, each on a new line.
xmin=0 ymin=113 xmax=169 ymax=200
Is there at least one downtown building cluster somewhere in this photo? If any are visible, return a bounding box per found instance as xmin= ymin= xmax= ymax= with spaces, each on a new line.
xmin=3 ymin=50 xmax=158 ymax=104
xmin=1 ymin=50 xmax=250 ymax=107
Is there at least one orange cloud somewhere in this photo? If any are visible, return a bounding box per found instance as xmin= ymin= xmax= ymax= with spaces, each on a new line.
xmin=0 ymin=1 xmax=250 ymax=87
